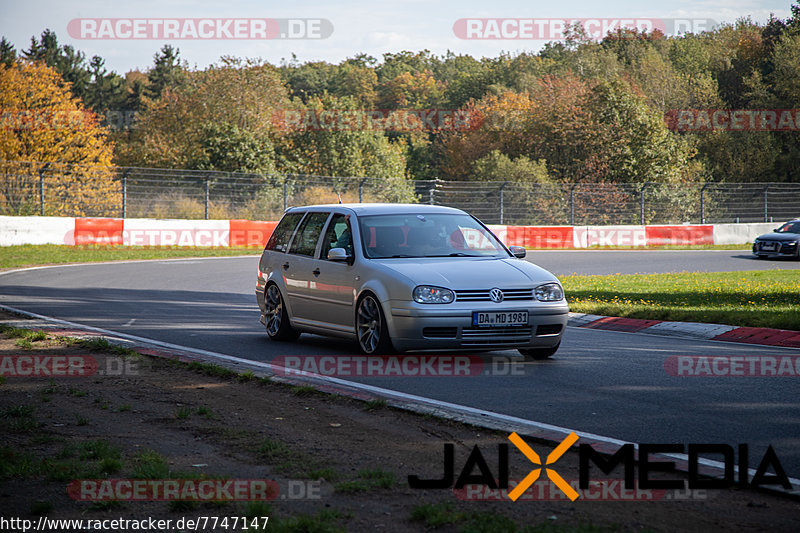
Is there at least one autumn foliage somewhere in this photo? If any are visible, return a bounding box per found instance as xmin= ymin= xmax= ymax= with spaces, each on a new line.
xmin=0 ymin=60 xmax=119 ymax=216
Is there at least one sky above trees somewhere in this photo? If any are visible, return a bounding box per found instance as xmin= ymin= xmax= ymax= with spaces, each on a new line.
xmin=0 ymin=0 xmax=792 ymax=74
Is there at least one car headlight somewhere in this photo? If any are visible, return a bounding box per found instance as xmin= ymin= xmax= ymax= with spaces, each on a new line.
xmin=535 ymin=283 xmax=564 ymax=302
xmin=413 ymin=286 xmax=454 ymax=304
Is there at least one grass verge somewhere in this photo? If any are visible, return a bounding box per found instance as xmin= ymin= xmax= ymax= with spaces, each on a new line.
xmin=0 ymin=244 xmax=259 ymax=270
xmin=562 ymin=269 xmax=800 ymax=330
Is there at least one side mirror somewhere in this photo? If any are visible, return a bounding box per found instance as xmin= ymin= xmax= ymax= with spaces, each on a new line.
xmin=508 ymin=245 xmax=527 ymax=259
xmin=327 ymin=247 xmax=352 ymax=262
xmin=773 ymin=228 xmax=781 ymax=232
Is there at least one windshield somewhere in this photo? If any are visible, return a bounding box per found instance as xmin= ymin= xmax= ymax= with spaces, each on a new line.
xmin=776 ymin=221 xmax=800 ymax=234
xmin=358 ymin=213 xmax=508 ymax=259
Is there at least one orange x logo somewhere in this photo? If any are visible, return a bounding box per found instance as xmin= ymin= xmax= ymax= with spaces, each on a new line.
xmin=507 ymin=431 xmax=580 ymax=501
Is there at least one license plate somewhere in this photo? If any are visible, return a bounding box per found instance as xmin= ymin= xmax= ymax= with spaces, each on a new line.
xmin=472 ymin=311 xmax=528 ymax=327
xmin=761 ymin=242 xmax=777 ymax=251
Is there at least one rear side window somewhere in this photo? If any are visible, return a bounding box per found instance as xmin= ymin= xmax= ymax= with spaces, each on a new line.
xmin=288 ymin=212 xmax=330 ymax=257
xmin=264 ymin=213 xmax=303 ymax=252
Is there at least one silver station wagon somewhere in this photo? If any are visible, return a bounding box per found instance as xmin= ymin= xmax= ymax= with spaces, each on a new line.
xmin=256 ymin=204 xmax=569 ymax=358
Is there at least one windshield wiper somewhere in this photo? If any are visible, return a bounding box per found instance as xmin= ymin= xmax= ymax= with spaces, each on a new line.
xmin=423 ymin=252 xmax=481 ymax=257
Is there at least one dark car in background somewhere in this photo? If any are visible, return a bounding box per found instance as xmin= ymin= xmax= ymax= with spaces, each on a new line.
xmin=753 ymin=219 xmax=800 ymax=259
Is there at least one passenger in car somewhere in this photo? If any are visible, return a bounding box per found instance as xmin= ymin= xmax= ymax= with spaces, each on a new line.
xmin=333 ymin=226 xmax=353 ymax=256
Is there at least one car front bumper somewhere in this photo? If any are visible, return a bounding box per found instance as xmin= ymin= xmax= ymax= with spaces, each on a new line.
xmin=753 ymin=240 xmax=799 ymax=258
xmin=387 ymin=300 xmax=569 ymax=352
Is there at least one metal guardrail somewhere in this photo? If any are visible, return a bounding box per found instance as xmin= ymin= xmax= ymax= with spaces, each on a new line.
xmin=1 ymin=161 xmax=798 ymax=225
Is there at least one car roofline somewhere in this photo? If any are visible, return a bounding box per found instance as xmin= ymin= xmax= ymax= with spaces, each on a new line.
xmin=284 ymin=203 xmax=468 ymax=216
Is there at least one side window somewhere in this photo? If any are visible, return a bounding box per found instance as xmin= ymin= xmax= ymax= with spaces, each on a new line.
xmin=264 ymin=212 xmax=303 ymax=252
xmin=288 ymin=212 xmax=330 ymax=257
xmin=321 ymin=214 xmax=354 ymax=259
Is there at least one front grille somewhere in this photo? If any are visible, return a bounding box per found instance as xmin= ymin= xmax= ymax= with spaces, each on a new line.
xmin=454 ymin=288 xmax=533 ymax=302
xmin=536 ymin=324 xmax=563 ymax=336
xmin=460 ymin=326 xmax=533 ymax=346
xmin=423 ymin=327 xmax=458 ymax=338
xmin=756 ymin=240 xmax=798 ymax=253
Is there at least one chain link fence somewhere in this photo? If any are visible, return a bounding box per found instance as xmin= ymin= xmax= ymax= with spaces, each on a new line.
xmin=2 ymin=160 xmax=798 ymax=224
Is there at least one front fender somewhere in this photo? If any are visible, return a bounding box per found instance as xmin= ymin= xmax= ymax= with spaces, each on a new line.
xmin=356 ymin=278 xmax=409 ymax=343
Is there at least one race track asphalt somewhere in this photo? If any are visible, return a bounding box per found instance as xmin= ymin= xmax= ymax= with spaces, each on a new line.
xmin=1 ymin=250 xmax=798 ymax=478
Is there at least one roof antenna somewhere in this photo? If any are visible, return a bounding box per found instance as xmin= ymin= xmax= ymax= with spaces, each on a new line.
xmin=337 ymin=192 xmax=343 ymax=204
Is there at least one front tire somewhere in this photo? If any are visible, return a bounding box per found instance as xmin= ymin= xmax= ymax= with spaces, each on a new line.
xmin=356 ymin=294 xmax=394 ymax=355
xmin=264 ymin=284 xmax=300 ymax=341
xmin=519 ymin=342 xmax=560 ymax=360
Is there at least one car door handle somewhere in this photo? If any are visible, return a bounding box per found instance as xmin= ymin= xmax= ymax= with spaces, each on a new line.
xmin=312 ymin=268 xmax=321 ymax=277
xmin=282 ymin=262 xmax=290 ymax=270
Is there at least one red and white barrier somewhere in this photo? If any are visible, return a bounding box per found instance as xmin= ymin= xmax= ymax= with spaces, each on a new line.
xmin=712 ymin=223 xmax=776 ymax=245
xmin=0 ymin=216 xmax=277 ymax=248
xmin=490 ymin=223 xmax=715 ymax=248
xmin=0 ymin=216 xmax=77 ymax=245
xmin=0 ymin=215 xmax=777 ymax=248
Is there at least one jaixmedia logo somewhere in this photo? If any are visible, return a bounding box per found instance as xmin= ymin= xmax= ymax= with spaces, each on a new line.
xmin=408 ymin=432 xmax=793 ymax=501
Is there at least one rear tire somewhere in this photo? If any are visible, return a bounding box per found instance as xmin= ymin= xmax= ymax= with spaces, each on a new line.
xmin=264 ymin=284 xmax=300 ymax=341
xmin=519 ymin=342 xmax=560 ymax=360
xmin=356 ymin=294 xmax=394 ymax=355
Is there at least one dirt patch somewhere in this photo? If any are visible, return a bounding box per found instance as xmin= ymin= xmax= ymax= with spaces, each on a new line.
xmin=0 ymin=319 xmax=798 ymax=532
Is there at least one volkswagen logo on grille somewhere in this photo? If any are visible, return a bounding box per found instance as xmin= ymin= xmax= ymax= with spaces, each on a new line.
xmin=489 ymin=288 xmax=504 ymax=303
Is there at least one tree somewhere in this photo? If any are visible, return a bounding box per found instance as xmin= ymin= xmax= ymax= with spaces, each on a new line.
xmin=442 ymin=75 xmax=693 ymax=184
xmin=471 ymin=150 xmax=549 ymax=183
xmin=281 ymin=94 xmax=412 ymax=201
xmin=330 ymin=63 xmax=378 ymax=107
xmin=0 ymin=61 xmax=118 ymax=215
xmin=762 ymin=32 xmax=800 ymax=182
xmin=376 ymin=50 xmax=438 ymax=82
xmin=0 ymin=37 xmax=16 ymax=67
xmin=436 ymin=53 xmax=495 ymax=109
xmin=115 ymin=57 xmax=289 ymax=170
xmin=377 ymin=70 xmax=443 ymax=109
xmin=23 ymin=29 xmax=91 ymax=101
xmin=83 ymin=56 xmax=127 ymax=113
xmin=282 ymin=60 xmax=336 ymax=102
xmin=194 ymin=123 xmax=276 ymax=174
xmin=145 ymin=45 xmax=185 ymax=100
